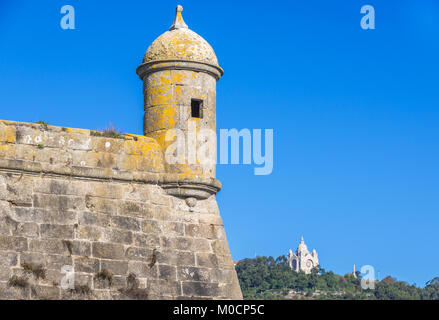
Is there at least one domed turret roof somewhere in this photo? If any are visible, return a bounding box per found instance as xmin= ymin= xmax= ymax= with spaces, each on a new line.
xmin=143 ymin=5 xmax=219 ymax=67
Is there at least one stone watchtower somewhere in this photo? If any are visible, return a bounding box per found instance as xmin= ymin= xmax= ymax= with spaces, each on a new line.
xmin=0 ymin=6 xmax=242 ymax=300
xmin=137 ymin=5 xmax=223 ymax=201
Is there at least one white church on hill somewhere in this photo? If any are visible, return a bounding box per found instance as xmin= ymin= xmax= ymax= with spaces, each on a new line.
xmin=287 ymin=236 xmax=319 ymax=274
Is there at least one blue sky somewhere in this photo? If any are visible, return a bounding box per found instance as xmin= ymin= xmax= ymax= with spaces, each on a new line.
xmin=1 ymin=0 xmax=438 ymax=287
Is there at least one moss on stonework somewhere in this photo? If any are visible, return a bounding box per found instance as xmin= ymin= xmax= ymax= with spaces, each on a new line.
xmin=70 ymin=284 xmax=92 ymax=296
xmin=35 ymin=121 xmax=49 ymax=130
xmin=90 ymin=124 xmax=127 ymax=140
xmin=22 ymin=262 xmax=46 ymax=280
xmin=8 ymin=275 xmax=29 ymax=289
xmin=95 ymin=269 xmax=113 ymax=286
xmin=119 ymin=273 xmax=148 ymax=300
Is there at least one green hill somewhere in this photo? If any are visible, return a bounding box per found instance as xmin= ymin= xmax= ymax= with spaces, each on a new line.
xmin=235 ymin=256 xmax=439 ymax=300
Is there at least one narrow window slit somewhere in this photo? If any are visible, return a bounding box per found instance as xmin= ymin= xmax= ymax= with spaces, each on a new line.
xmin=191 ymin=99 xmax=203 ymax=118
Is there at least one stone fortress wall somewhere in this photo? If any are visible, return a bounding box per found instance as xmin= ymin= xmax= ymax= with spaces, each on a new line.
xmin=0 ymin=120 xmax=242 ymax=299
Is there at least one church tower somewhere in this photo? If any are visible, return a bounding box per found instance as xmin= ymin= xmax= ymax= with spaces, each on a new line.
xmin=137 ymin=5 xmax=223 ymax=201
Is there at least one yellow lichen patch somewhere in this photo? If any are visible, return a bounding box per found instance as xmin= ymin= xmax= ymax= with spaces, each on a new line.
xmin=119 ymin=138 xmax=164 ymax=173
xmin=172 ymin=85 xmax=206 ymax=105
xmin=173 ymin=85 xmax=183 ymax=95
xmin=171 ymin=70 xmax=186 ymax=84
xmin=144 ymin=105 xmax=178 ymax=133
xmin=124 ymin=139 xmax=157 ymax=156
xmin=0 ymin=120 xmax=17 ymax=125
xmin=0 ymin=124 xmax=16 ymax=143
xmin=145 ymin=70 xmax=171 ymax=88
xmin=143 ymin=28 xmax=219 ymax=67
xmin=159 ymin=75 xmax=172 ymax=86
xmin=146 ymin=131 xmax=167 ymax=150
xmin=146 ymin=84 xmax=173 ymax=106
xmin=92 ymin=138 xmax=124 ymax=154
xmin=0 ymin=143 xmax=16 ymax=159
xmin=118 ymin=153 xmax=163 ymax=173
xmin=62 ymin=127 xmax=90 ymax=135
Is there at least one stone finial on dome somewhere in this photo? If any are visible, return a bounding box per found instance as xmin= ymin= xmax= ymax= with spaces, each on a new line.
xmin=170 ymin=5 xmax=188 ymax=30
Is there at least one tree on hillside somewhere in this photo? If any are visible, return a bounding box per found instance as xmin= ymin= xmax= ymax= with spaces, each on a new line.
xmin=235 ymin=255 xmax=438 ymax=300
xmin=422 ymin=277 xmax=439 ymax=300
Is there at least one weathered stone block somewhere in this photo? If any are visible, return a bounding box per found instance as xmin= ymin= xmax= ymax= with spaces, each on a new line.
xmin=128 ymin=261 xmax=158 ymax=278
xmin=185 ymin=223 xmax=224 ymax=240
xmin=33 ymin=179 xmax=86 ymax=196
xmin=0 ymin=266 xmax=11 ymax=281
xmin=87 ymin=182 xmax=124 ymax=199
xmin=0 ymin=251 xmax=18 ymax=266
xmin=198 ymin=214 xmax=223 ymax=226
xmin=76 ymin=225 xmax=103 ymax=242
xmin=41 ymin=224 xmax=74 ymax=239
xmin=45 ymin=254 xmax=72 ymax=270
xmin=33 ymin=194 xmax=84 ymax=212
xmin=125 ymin=246 xmax=152 ymax=262
xmin=121 ymin=184 xmax=151 ymax=201
xmin=152 ymin=206 xmax=173 ymax=222
xmin=14 ymin=222 xmax=39 ymax=238
xmin=92 ymin=242 xmax=125 ymax=260
xmin=101 ymin=228 xmax=132 ymax=245
xmin=196 ymin=253 xmax=219 ymax=268
xmin=20 ymin=251 xmax=46 ymax=265
xmin=182 ymin=282 xmax=219 ymax=297
xmin=158 ymin=264 xmax=177 ymax=281
xmin=156 ymin=250 xmax=195 ymax=266
xmin=161 ymin=236 xmax=211 ymax=252
xmin=0 ymin=176 xmax=7 ymax=200
xmin=162 ymin=221 xmax=185 ymax=237
xmin=110 ymin=216 xmax=141 ymax=231
xmin=143 ymin=219 xmax=162 ymax=234
xmin=177 ymin=266 xmax=211 ymax=283
xmin=34 ymin=208 xmax=77 ymax=224
xmin=0 ymin=236 xmax=28 ymax=251
xmin=118 ymin=200 xmax=153 ymax=218
xmin=100 ymin=260 xmax=128 ymax=276
xmin=29 ymin=239 xmax=66 ymax=255
xmin=218 ymin=281 xmax=242 ymax=299
xmin=85 ymin=195 xmax=117 ymax=215
xmin=74 ymin=256 xmax=99 ymax=273
xmin=133 ymin=233 xmax=160 ymax=248
xmin=211 ymin=240 xmax=231 ymax=256
xmin=148 ymin=279 xmax=181 ymax=297
xmin=0 ymin=282 xmax=30 ymax=299
xmin=0 ymin=124 xmax=16 ymax=143
xmin=70 ymin=240 xmax=91 ymax=256
xmin=215 ymin=254 xmax=235 ymax=269
xmin=78 ymin=211 xmax=110 ymax=227
xmin=31 ymin=285 xmax=61 ymax=300
xmin=6 ymin=181 xmax=33 ymax=206
xmin=213 ymin=268 xmax=236 ymax=284
xmin=0 ymin=143 xmax=16 ymax=159
xmin=149 ymin=188 xmax=171 ymax=207
xmin=0 ymin=207 xmax=19 ymax=236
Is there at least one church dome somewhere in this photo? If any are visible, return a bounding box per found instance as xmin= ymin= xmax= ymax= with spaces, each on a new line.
xmin=297 ymin=236 xmax=309 ymax=254
xmin=143 ymin=5 xmax=219 ymax=67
